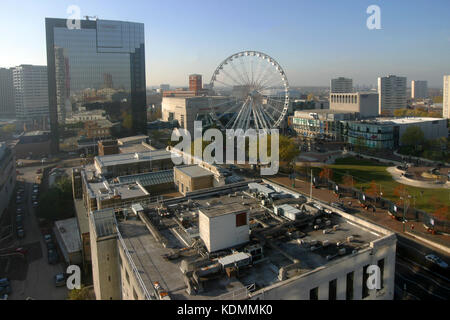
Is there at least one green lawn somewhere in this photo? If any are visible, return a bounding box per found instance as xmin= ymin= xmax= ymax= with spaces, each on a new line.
xmin=326 ymin=157 xmax=449 ymax=215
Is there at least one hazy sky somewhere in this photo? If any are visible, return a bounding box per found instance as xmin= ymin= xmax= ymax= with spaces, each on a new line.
xmin=1 ymin=0 xmax=450 ymax=87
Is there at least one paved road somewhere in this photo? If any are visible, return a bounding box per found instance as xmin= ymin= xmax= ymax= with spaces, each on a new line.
xmin=251 ymin=171 xmax=450 ymax=300
xmin=7 ymin=165 xmax=68 ymax=300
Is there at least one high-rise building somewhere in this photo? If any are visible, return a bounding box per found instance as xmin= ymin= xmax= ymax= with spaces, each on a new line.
xmin=12 ymin=65 xmax=49 ymax=122
xmin=330 ymin=77 xmax=353 ymax=93
xmin=444 ymin=75 xmax=450 ymax=119
xmin=411 ymin=80 xmax=428 ymax=99
xmin=378 ymin=75 xmax=407 ymax=115
xmin=0 ymin=68 xmax=15 ymax=119
xmin=189 ymin=74 xmax=202 ymax=93
xmin=45 ymin=18 xmax=147 ymax=152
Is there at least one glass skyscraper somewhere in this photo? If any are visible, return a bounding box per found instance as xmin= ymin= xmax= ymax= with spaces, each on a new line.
xmin=45 ymin=18 xmax=146 ymax=152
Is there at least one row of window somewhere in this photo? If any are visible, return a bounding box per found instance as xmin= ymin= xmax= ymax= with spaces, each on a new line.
xmin=331 ymin=94 xmax=358 ymax=104
xmin=309 ymin=258 xmax=385 ymax=300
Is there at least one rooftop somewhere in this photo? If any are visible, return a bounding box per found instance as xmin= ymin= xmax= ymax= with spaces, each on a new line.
xmin=90 ymin=208 xmax=117 ymax=238
xmin=95 ymin=149 xmax=175 ymax=168
xmin=112 ymin=180 xmax=392 ymax=299
xmin=175 ymin=165 xmax=214 ymax=178
xmin=54 ymin=218 xmax=81 ymax=253
xmin=117 ymin=170 xmax=174 ymax=187
xmin=117 ymin=135 xmax=149 ymax=145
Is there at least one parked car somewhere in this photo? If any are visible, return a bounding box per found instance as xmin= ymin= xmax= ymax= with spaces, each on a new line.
xmin=44 ymin=234 xmax=52 ymax=244
xmin=16 ymin=207 xmax=23 ymax=214
xmin=425 ymin=254 xmax=449 ymax=269
xmin=54 ymin=273 xmax=66 ymax=287
xmin=17 ymin=228 xmax=25 ymax=239
xmin=47 ymin=242 xmax=56 ymax=250
xmin=32 ymin=201 xmax=39 ymax=207
xmin=32 ymin=194 xmax=38 ymax=201
xmin=47 ymin=249 xmax=59 ymax=264
xmin=16 ymin=214 xmax=24 ymax=224
xmin=36 ymin=169 xmax=42 ymax=174
xmin=0 ymin=278 xmax=11 ymax=295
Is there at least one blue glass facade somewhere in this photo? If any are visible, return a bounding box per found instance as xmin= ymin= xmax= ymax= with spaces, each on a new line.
xmin=46 ymin=18 xmax=146 ymax=152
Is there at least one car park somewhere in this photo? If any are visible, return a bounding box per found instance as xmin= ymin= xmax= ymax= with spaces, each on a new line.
xmin=48 ymin=249 xmax=59 ymax=264
xmin=0 ymin=278 xmax=11 ymax=295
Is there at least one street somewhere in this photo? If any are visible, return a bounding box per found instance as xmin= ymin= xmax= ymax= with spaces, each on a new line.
xmin=2 ymin=164 xmax=68 ymax=300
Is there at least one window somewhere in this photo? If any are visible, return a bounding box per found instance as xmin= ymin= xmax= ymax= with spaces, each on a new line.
xmin=346 ymin=271 xmax=354 ymax=300
xmin=329 ymin=279 xmax=337 ymax=300
xmin=236 ymin=212 xmax=247 ymax=227
xmin=378 ymin=259 xmax=385 ymax=290
xmin=362 ymin=265 xmax=370 ymax=298
xmin=310 ymin=287 xmax=318 ymax=300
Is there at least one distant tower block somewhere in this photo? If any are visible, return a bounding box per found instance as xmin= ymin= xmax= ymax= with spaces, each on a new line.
xmin=189 ymin=74 xmax=202 ymax=93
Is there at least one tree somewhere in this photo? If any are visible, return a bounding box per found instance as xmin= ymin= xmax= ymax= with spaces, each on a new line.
xmin=37 ymin=176 xmax=75 ymax=221
xmin=401 ymin=126 xmax=425 ymax=152
xmin=278 ymin=135 xmax=300 ymax=165
xmin=68 ymin=285 xmax=91 ymax=300
xmin=319 ymin=167 xmax=333 ymax=180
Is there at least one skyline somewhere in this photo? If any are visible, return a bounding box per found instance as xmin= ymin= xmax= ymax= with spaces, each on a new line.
xmin=1 ymin=0 xmax=450 ymax=87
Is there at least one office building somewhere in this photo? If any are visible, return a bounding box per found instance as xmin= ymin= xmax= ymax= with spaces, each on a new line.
xmin=46 ymin=18 xmax=147 ymax=152
xmin=88 ymin=180 xmax=396 ymax=300
xmin=12 ymin=65 xmax=49 ymax=122
xmin=14 ymin=131 xmax=52 ymax=158
xmin=411 ymin=80 xmax=428 ymax=99
xmin=330 ymin=92 xmax=379 ymax=118
xmin=444 ymin=75 xmax=450 ymax=119
xmin=378 ymin=75 xmax=407 ymax=115
xmin=347 ymin=117 xmax=447 ymax=149
xmin=291 ymin=110 xmax=356 ymax=141
xmin=330 ymin=77 xmax=353 ymax=93
xmin=174 ymin=164 xmax=215 ymax=195
xmin=162 ymin=75 xmax=209 ymax=98
xmin=161 ymin=96 xmax=231 ymax=133
xmin=0 ymin=143 xmax=16 ymax=219
xmin=0 ymin=68 xmax=15 ymax=119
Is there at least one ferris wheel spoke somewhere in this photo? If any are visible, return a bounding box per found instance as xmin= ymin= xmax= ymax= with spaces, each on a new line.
xmin=260 ymin=105 xmax=276 ymax=126
xmin=255 ymin=103 xmax=270 ymax=130
xmin=258 ymin=73 xmax=284 ymax=92
xmin=237 ymin=57 xmax=252 ymax=86
xmin=220 ymin=68 xmax=245 ymax=87
xmin=265 ymin=102 xmax=283 ymax=115
xmin=228 ymin=60 xmax=249 ymax=86
xmin=254 ymin=61 xmax=273 ymax=88
xmin=216 ymin=100 xmax=245 ymax=119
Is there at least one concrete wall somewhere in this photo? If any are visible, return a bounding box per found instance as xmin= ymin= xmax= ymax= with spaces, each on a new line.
xmin=174 ymin=167 xmax=214 ymax=195
xmin=89 ymin=221 xmax=121 ymax=300
xmin=250 ymin=239 xmax=396 ymax=300
xmin=0 ymin=146 xmax=16 ymax=220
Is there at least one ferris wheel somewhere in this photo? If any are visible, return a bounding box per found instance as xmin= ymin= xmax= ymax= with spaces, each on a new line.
xmin=208 ymin=51 xmax=289 ymax=131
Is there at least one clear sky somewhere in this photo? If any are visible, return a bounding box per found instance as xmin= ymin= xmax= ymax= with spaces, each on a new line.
xmin=1 ymin=0 xmax=450 ymax=87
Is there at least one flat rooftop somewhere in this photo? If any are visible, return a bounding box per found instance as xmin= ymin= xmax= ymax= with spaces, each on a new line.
xmin=95 ymin=149 xmax=175 ymax=168
xmin=175 ymin=165 xmax=214 ymax=178
xmin=114 ymin=181 xmax=390 ymax=300
xmin=54 ymin=218 xmax=82 ymax=253
xmin=117 ymin=135 xmax=149 ymax=145
xmin=199 ymin=202 xmax=248 ymax=218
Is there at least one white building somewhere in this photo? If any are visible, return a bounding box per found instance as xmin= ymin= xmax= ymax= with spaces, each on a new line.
xmin=13 ymin=65 xmax=49 ymax=122
xmin=88 ymin=181 xmax=396 ymax=300
xmin=331 ymin=77 xmax=353 ymax=93
xmin=0 ymin=68 xmax=15 ymax=119
xmin=330 ymin=92 xmax=379 ymax=118
xmin=0 ymin=143 xmax=16 ymax=220
xmin=161 ymin=96 xmax=231 ymax=134
xmin=444 ymin=75 xmax=450 ymax=119
xmin=378 ymin=75 xmax=407 ymax=115
xmin=411 ymin=80 xmax=428 ymax=99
